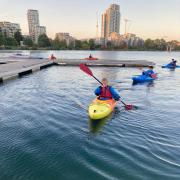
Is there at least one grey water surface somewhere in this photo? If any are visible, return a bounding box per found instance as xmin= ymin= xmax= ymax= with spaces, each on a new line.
xmin=0 ymin=50 xmax=180 ymax=180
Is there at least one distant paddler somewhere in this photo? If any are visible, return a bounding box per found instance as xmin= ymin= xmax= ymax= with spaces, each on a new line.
xmin=142 ymin=66 xmax=157 ymax=78
xmin=168 ymin=59 xmax=177 ymax=68
xmin=89 ymin=54 xmax=93 ymax=58
xmin=49 ymin=54 xmax=57 ymax=60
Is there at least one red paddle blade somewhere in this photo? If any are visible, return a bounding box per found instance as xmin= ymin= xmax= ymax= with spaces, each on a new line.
xmin=80 ymin=63 xmax=93 ymax=76
xmin=125 ymin=105 xmax=133 ymax=110
xmin=151 ymin=74 xmax=157 ymax=79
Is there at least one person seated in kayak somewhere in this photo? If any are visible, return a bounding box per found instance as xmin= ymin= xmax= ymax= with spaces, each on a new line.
xmin=142 ymin=66 xmax=155 ymax=77
xmin=50 ymin=54 xmax=56 ymax=60
xmin=89 ymin=54 xmax=93 ymax=58
xmin=169 ymin=59 xmax=177 ymax=67
xmin=94 ymin=78 xmax=120 ymax=101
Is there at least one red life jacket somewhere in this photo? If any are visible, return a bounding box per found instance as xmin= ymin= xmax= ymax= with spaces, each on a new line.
xmin=99 ymin=86 xmax=112 ymax=99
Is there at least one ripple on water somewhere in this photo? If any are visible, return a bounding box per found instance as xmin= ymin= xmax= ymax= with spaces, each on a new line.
xmin=0 ymin=53 xmax=180 ymax=180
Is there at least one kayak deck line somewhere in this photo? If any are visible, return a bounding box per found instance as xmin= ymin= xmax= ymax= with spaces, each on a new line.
xmin=55 ymin=59 xmax=155 ymax=68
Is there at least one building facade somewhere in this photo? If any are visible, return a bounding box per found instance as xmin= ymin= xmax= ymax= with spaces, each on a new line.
xmin=27 ymin=10 xmax=39 ymax=41
xmin=0 ymin=21 xmax=21 ymax=37
xmin=27 ymin=9 xmax=46 ymax=43
xmin=55 ymin=33 xmax=75 ymax=47
xmin=101 ymin=4 xmax=120 ymax=39
xmin=108 ymin=32 xmax=144 ymax=48
xmin=34 ymin=26 xmax=46 ymax=43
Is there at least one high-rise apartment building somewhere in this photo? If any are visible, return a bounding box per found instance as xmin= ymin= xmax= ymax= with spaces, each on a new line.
xmin=55 ymin=33 xmax=75 ymax=47
xmin=101 ymin=4 xmax=120 ymax=39
xmin=27 ymin=9 xmax=46 ymax=43
xmin=0 ymin=21 xmax=21 ymax=37
xmin=27 ymin=10 xmax=39 ymax=41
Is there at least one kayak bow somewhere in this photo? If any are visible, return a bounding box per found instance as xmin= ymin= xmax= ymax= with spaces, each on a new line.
xmin=132 ymin=74 xmax=157 ymax=84
xmin=162 ymin=64 xmax=180 ymax=69
xmin=88 ymin=98 xmax=117 ymax=120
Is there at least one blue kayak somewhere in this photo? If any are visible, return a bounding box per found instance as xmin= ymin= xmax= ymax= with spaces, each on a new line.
xmin=132 ymin=75 xmax=156 ymax=84
xmin=162 ymin=64 xmax=180 ymax=69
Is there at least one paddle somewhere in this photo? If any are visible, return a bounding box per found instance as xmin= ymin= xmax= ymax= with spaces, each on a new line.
xmin=80 ymin=63 xmax=102 ymax=85
xmin=80 ymin=63 xmax=135 ymax=110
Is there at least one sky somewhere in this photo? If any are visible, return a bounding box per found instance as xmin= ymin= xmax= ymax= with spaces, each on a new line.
xmin=0 ymin=0 xmax=180 ymax=40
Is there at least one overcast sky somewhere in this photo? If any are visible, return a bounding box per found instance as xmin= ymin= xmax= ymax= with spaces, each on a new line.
xmin=0 ymin=0 xmax=180 ymax=40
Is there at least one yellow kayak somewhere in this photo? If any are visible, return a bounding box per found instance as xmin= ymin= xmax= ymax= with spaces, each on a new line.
xmin=88 ymin=98 xmax=117 ymax=120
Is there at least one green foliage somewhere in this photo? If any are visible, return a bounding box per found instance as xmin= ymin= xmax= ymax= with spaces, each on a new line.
xmin=14 ymin=31 xmax=23 ymax=45
xmin=75 ymin=40 xmax=82 ymax=50
xmin=0 ymin=30 xmax=180 ymax=51
xmin=81 ymin=41 xmax=90 ymax=50
xmin=106 ymin=41 xmax=114 ymax=50
xmin=52 ymin=37 xmax=67 ymax=49
xmin=0 ymin=32 xmax=6 ymax=46
xmin=38 ymin=34 xmax=51 ymax=47
xmin=23 ymin=37 xmax=33 ymax=47
xmin=68 ymin=41 xmax=75 ymax=50
xmin=144 ymin=39 xmax=167 ymax=50
xmin=5 ymin=37 xmax=18 ymax=46
xmin=89 ymin=39 xmax=95 ymax=50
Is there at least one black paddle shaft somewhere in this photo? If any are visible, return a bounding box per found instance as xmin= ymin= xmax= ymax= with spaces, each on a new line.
xmin=93 ymin=76 xmax=103 ymax=85
xmin=92 ymin=75 xmax=128 ymax=106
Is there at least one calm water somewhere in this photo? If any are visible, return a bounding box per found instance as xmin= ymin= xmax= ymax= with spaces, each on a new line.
xmin=0 ymin=51 xmax=180 ymax=180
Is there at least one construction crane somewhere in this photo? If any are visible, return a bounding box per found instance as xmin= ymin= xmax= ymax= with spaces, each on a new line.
xmin=124 ymin=18 xmax=131 ymax=35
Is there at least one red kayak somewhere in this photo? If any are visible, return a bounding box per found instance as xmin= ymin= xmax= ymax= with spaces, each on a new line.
xmin=84 ymin=57 xmax=98 ymax=61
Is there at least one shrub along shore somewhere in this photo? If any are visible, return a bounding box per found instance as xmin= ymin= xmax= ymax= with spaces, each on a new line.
xmin=0 ymin=31 xmax=180 ymax=51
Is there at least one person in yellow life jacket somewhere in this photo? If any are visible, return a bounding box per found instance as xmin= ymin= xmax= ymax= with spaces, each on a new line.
xmin=94 ymin=78 xmax=120 ymax=101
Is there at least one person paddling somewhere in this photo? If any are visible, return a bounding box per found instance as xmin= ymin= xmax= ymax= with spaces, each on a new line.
xmin=142 ymin=66 xmax=155 ymax=77
xmin=89 ymin=54 xmax=93 ymax=58
xmin=169 ymin=59 xmax=177 ymax=68
xmin=94 ymin=78 xmax=120 ymax=101
xmin=50 ymin=54 xmax=56 ymax=60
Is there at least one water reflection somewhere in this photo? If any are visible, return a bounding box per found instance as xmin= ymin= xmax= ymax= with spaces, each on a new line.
xmin=132 ymin=81 xmax=155 ymax=87
xmin=88 ymin=116 xmax=112 ymax=135
xmin=88 ymin=108 xmax=120 ymax=135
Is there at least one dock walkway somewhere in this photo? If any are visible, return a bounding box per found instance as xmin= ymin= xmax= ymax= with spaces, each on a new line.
xmin=0 ymin=58 xmax=54 ymax=83
xmin=0 ymin=58 xmax=155 ymax=83
xmin=55 ymin=59 xmax=155 ymax=67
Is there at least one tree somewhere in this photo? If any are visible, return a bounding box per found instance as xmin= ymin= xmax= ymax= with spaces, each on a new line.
xmin=52 ymin=37 xmax=60 ymax=49
xmin=75 ymin=40 xmax=82 ymax=49
xmin=14 ymin=30 xmax=23 ymax=45
xmin=89 ymin=39 xmax=95 ymax=50
xmin=5 ymin=37 xmax=18 ymax=46
xmin=52 ymin=37 xmax=67 ymax=49
xmin=144 ymin=38 xmax=167 ymax=51
xmin=23 ymin=37 xmax=33 ymax=47
xmin=38 ymin=34 xmax=51 ymax=47
xmin=81 ymin=41 xmax=90 ymax=50
xmin=106 ymin=41 xmax=114 ymax=49
xmin=153 ymin=39 xmax=166 ymax=50
xmin=68 ymin=41 xmax=75 ymax=50
xmin=144 ymin=39 xmax=156 ymax=50
xmin=0 ymin=33 xmax=6 ymax=46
